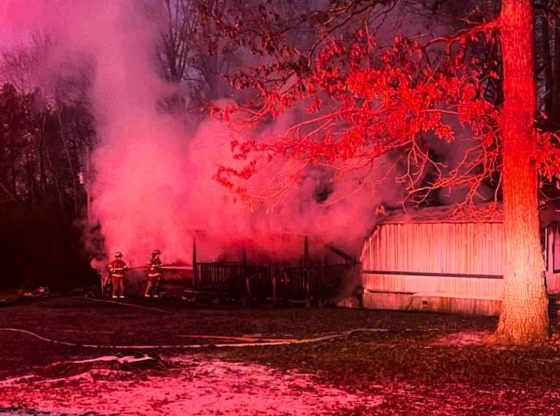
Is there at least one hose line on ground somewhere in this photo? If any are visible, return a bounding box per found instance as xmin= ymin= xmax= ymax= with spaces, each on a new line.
xmin=0 ymin=327 xmax=389 ymax=349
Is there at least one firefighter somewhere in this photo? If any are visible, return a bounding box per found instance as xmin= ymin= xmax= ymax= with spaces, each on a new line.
xmin=145 ymin=249 xmax=163 ymax=298
xmin=107 ymin=251 xmax=127 ymax=299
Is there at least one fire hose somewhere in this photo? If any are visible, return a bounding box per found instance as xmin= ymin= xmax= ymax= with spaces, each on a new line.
xmin=80 ymin=296 xmax=173 ymax=314
xmin=0 ymin=327 xmax=389 ymax=349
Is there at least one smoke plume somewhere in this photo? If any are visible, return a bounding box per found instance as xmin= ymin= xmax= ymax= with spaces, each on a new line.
xmin=0 ymin=0 xmax=404 ymax=266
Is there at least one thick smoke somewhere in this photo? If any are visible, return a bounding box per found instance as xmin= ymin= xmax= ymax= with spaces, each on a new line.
xmin=0 ymin=0 xmax=404 ymax=266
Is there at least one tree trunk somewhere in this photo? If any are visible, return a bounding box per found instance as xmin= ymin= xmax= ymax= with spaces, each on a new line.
xmin=496 ymin=0 xmax=549 ymax=345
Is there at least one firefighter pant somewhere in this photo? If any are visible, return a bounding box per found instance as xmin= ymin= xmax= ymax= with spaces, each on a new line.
xmin=145 ymin=275 xmax=161 ymax=297
xmin=111 ymin=275 xmax=125 ymax=297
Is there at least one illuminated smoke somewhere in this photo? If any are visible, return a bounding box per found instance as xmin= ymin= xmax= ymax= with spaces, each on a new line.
xmin=0 ymin=0 xmax=404 ymax=266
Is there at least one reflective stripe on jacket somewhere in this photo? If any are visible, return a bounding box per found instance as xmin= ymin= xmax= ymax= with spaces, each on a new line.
xmin=108 ymin=260 xmax=127 ymax=277
xmin=147 ymin=258 xmax=163 ymax=277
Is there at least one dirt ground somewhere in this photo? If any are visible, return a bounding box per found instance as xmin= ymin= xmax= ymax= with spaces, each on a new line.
xmin=1 ymin=296 xmax=560 ymax=415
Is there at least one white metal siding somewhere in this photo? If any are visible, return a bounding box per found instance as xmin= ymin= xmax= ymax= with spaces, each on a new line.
xmin=361 ymin=222 xmax=504 ymax=300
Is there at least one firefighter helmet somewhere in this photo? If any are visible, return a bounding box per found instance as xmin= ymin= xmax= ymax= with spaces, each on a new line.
xmin=152 ymin=249 xmax=161 ymax=257
xmin=114 ymin=251 xmax=123 ymax=258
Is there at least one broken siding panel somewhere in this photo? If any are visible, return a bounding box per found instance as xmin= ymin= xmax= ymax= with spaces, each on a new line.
xmin=364 ymin=273 xmax=503 ymax=298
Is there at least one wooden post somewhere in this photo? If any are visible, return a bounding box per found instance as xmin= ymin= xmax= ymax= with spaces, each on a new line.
xmin=242 ymin=246 xmax=249 ymax=307
xmin=192 ymin=235 xmax=198 ymax=291
xmin=319 ymin=256 xmax=327 ymax=308
xmin=304 ymin=236 xmax=310 ymax=307
xmin=272 ymin=267 xmax=277 ymax=306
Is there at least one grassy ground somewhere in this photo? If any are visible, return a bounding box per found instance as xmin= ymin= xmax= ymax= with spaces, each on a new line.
xmin=1 ymin=296 xmax=560 ymax=415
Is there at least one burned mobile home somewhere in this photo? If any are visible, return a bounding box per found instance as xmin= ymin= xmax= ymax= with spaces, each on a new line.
xmin=125 ymin=232 xmax=362 ymax=307
xmin=360 ymin=204 xmax=560 ymax=316
xmin=106 ymin=203 xmax=560 ymax=315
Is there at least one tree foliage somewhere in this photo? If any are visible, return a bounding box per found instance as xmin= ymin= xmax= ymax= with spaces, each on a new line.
xmin=211 ymin=0 xmax=560 ymax=208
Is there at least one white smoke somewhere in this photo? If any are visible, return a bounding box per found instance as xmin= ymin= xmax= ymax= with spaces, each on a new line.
xmin=0 ymin=0 xmax=405 ymax=266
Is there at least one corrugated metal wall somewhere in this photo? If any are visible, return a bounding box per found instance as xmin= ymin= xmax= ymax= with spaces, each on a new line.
xmin=546 ymin=225 xmax=560 ymax=293
xmin=361 ymin=222 xmax=505 ymax=300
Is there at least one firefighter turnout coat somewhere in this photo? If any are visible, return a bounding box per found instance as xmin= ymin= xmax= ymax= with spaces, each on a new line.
xmin=147 ymin=257 xmax=163 ymax=280
xmin=108 ymin=259 xmax=127 ymax=278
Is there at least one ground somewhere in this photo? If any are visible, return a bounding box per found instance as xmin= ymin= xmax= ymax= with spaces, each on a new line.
xmin=1 ymin=297 xmax=560 ymax=415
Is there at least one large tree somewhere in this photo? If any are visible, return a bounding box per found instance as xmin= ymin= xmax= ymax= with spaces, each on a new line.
xmin=496 ymin=0 xmax=549 ymax=343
